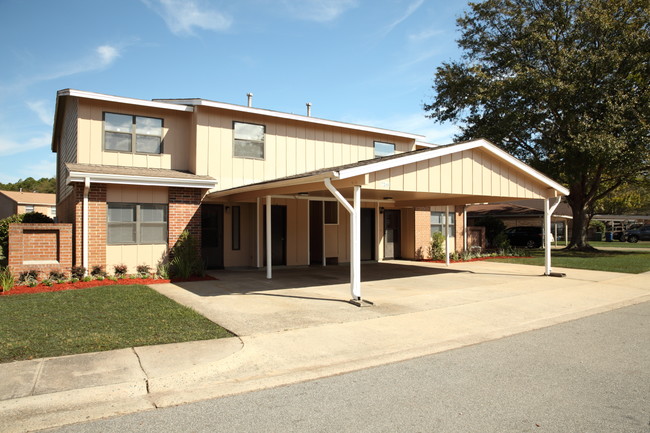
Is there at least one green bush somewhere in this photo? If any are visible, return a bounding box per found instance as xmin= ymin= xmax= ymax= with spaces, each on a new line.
xmin=169 ymin=230 xmax=204 ymax=279
xmin=0 ymin=266 xmax=14 ymax=292
xmin=428 ymin=231 xmax=446 ymax=260
xmin=113 ymin=264 xmax=128 ymax=277
xmin=0 ymin=212 xmax=54 ymax=264
xmin=473 ymin=216 xmax=506 ymax=248
xmin=71 ymin=266 xmax=86 ymax=280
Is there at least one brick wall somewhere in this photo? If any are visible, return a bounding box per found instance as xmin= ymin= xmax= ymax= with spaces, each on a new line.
xmin=454 ymin=205 xmax=465 ymax=253
xmin=414 ymin=207 xmax=431 ymax=259
xmin=168 ymin=187 xmax=202 ymax=253
xmin=8 ymin=223 xmax=73 ymax=279
xmin=72 ymin=183 xmax=107 ymax=269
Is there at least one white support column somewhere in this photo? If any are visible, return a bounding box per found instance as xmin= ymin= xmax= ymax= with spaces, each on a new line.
xmin=445 ymin=205 xmax=450 ymax=267
xmin=82 ymin=177 xmax=90 ymax=276
xmin=266 ymin=195 xmax=272 ymax=279
xmin=351 ymin=185 xmax=361 ymax=300
xmin=544 ymin=197 xmax=561 ymax=276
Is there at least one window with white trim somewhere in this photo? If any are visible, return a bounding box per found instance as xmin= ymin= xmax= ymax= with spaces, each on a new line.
xmin=104 ymin=113 xmax=163 ymax=154
xmin=431 ymin=211 xmax=455 ymax=237
xmin=50 ymin=206 xmax=56 ymax=218
xmin=233 ymin=121 xmax=265 ymax=159
xmin=107 ymin=203 xmax=168 ymax=245
xmin=25 ymin=205 xmax=34 ymax=213
xmin=374 ymin=141 xmax=395 ymax=158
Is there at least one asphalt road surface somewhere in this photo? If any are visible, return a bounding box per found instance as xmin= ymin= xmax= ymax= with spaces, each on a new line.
xmin=47 ymin=301 xmax=650 ymax=433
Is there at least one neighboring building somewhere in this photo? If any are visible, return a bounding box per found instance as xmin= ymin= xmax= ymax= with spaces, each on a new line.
xmin=467 ymin=199 xmax=573 ymax=244
xmin=50 ymin=89 xmax=569 ymax=288
xmin=0 ymin=190 xmax=57 ymax=220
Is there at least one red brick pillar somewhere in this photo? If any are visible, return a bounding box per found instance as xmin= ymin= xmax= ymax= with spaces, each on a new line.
xmin=168 ymin=187 xmax=203 ymax=252
xmin=414 ymin=207 xmax=431 ymax=259
xmin=455 ymin=205 xmax=465 ymax=253
xmin=72 ymin=183 xmax=106 ymax=269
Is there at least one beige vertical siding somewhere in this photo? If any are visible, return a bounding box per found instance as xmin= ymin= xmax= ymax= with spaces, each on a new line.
xmin=197 ymin=106 xmax=414 ymax=190
xmin=223 ymin=202 xmax=256 ymax=268
xmin=76 ymin=100 xmax=190 ymax=171
xmin=366 ymin=149 xmax=548 ymax=199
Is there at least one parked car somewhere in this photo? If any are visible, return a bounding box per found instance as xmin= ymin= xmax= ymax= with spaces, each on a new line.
xmin=622 ymin=225 xmax=650 ymax=243
xmin=503 ymin=226 xmax=552 ymax=248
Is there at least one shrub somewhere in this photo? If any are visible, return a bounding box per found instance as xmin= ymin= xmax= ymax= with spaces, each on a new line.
xmin=49 ymin=270 xmax=66 ymax=281
xmin=0 ymin=212 xmax=54 ymax=264
xmin=41 ymin=279 xmax=53 ymax=287
xmin=113 ymin=264 xmax=128 ymax=277
xmin=90 ymin=265 xmax=107 ymax=278
xmin=473 ymin=216 xmax=506 ymax=248
xmin=18 ymin=270 xmax=39 ymax=286
xmin=493 ymin=232 xmax=511 ymax=251
xmin=71 ymin=266 xmax=86 ymax=280
xmin=156 ymin=260 xmax=170 ymax=279
xmin=428 ymin=231 xmax=446 ymax=260
xmin=0 ymin=266 xmax=14 ymax=292
xmin=169 ymin=230 xmax=204 ymax=279
xmin=136 ymin=264 xmax=151 ymax=277
xmin=82 ymin=276 xmax=92 ymax=282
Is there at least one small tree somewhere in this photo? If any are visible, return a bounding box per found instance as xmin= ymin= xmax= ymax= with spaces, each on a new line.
xmin=169 ymin=230 xmax=204 ymax=279
xmin=428 ymin=231 xmax=446 ymax=260
xmin=473 ymin=216 xmax=506 ymax=249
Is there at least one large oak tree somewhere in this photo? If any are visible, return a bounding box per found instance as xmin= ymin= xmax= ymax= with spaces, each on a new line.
xmin=424 ymin=0 xmax=649 ymax=249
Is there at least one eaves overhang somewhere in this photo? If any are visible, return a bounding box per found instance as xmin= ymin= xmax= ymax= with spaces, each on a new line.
xmin=67 ymin=171 xmax=217 ymax=189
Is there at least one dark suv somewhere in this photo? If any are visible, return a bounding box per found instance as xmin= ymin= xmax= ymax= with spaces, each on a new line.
xmin=503 ymin=226 xmax=548 ymax=248
xmin=622 ymin=225 xmax=650 ymax=243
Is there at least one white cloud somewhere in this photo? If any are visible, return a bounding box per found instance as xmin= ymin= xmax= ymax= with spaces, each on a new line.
xmin=0 ymin=133 xmax=51 ymax=157
xmin=142 ymin=0 xmax=232 ymax=35
xmin=26 ymin=100 xmax=54 ymax=126
xmin=382 ymin=0 xmax=425 ymax=36
xmin=96 ymin=45 xmax=120 ymax=66
xmin=408 ymin=28 xmax=443 ymax=42
xmin=351 ymin=112 xmax=460 ymax=145
xmin=22 ymin=158 xmax=56 ymax=180
xmin=281 ymin=0 xmax=358 ymax=22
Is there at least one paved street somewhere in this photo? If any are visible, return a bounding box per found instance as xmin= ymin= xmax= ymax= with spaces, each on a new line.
xmin=47 ymin=301 xmax=650 ymax=433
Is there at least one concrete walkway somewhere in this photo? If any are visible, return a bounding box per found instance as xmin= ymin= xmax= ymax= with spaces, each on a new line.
xmin=1 ymin=261 xmax=649 ymax=433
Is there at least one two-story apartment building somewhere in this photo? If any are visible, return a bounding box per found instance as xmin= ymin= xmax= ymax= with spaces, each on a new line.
xmin=0 ymin=190 xmax=57 ymax=220
xmin=51 ymin=89 xmax=568 ymax=299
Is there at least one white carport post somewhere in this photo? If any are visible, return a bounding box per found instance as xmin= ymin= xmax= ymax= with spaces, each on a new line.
xmin=544 ymin=197 xmax=562 ymax=276
xmin=266 ymin=195 xmax=272 ymax=279
xmin=324 ymin=178 xmax=361 ymax=301
xmin=445 ymin=205 xmax=450 ymax=267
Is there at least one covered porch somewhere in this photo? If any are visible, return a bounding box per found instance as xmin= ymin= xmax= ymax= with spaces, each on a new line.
xmin=203 ymin=139 xmax=569 ymax=303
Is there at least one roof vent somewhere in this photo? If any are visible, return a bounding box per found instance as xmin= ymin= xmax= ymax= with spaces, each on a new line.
xmin=306 ymin=102 xmax=312 ymax=117
xmin=247 ymin=93 xmax=253 ymax=107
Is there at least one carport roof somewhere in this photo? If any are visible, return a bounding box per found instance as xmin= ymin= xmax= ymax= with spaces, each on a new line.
xmin=208 ymin=139 xmax=569 ymax=203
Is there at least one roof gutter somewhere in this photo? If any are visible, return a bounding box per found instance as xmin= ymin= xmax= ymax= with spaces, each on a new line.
xmin=67 ymin=171 xmax=217 ymax=189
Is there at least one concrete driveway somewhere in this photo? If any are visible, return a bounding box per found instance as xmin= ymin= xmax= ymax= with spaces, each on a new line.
xmin=151 ymin=260 xmax=649 ymax=336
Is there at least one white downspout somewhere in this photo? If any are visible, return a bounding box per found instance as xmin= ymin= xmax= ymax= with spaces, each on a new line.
xmin=463 ymin=205 xmax=468 ymax=251
xmin=256 ymin=197 xmax=260 ymax=268
xmin=82 ymin=177 xmax=90 ymax=275
xmin=324 ymin=178 xmax=361 ymax=301
xmin=266 ymin=195 xmax=272 ymax=279
xmin=445 ymin=205 xmax=450 ymax=267
xmin=544 ymin=197 xmax=562 ymax=276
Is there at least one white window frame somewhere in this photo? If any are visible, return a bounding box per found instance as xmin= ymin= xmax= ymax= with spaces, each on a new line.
xmin=374 ymin=141 xmax=395 ymax=158
xmin=103 ymin=112 xmax=164 ymax=154
xmin=107 ymin=203 xmax=168 ymax=245
xmin=233 ymin=121 xmax=265 ymax=159
xmin=431 ymin=211 xmax=455 ymax=237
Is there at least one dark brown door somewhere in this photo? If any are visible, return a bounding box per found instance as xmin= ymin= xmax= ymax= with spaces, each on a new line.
xmin=263 ymin=205 xmax=287 ymax=266
xmin=201 ymin=204 xmax=224 ymax=269
xmin=361 ymin=208 xmax=375 ymax=261
xmin=309 ymin=201 xmax=323 ymax=265
xmin=384 ymin=209 xmax=400 ymax=259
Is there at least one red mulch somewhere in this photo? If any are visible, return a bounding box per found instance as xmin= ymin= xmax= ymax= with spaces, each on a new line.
xmin=422 ymin=256 xmax=532 ymax=264
xmin=1 ymin=275 xmax=217 ymax=296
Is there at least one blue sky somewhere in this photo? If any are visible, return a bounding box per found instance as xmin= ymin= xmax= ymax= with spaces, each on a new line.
xmin=0 ymin=0 xmax=469 ymax=184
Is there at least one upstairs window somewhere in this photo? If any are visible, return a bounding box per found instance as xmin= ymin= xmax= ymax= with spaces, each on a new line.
xmin=233 ymin=121 xmax=265 ymax=159
xmin=374 ymin=141 xmax=395 ymax=158
xmin=104 ymin=113 xmax=163 ymax=154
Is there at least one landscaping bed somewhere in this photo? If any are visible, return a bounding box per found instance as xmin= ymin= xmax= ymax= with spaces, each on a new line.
xmin=1 ymin=275 xmax=217 ymax=296
xmin=423 ymin=255 xmax=532 ymax=264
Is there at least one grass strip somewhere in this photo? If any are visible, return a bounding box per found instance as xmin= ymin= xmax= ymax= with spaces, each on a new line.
xmin=0 ymin=284 xmax=233 ymax=363
xmin=490 ymin=249 xmax=650 ymax=274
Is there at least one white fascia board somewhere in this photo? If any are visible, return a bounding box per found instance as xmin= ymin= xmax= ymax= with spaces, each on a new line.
xmin=338 ymin=138 xmax=570 ymax=196
xmin=58 ymin=89 xmax=194 ymax=112
xmin=156 ymin=98 xmax=424 ymax=141
xmin=67 ymin=171 xmax=216 ymax=189
xmin=415 ymin=141 xmax=438 ymax=148
xmin=209 ymin=171 xmax=339 ymax=198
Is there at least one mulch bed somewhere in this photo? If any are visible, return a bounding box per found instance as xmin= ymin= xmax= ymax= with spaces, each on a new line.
xmin=422 ymin=255 xmax=532 ymax=264
xmin=1 ymin=275 xmax=217 ymax=296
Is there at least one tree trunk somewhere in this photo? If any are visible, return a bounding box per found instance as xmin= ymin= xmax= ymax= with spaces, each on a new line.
xmin=566 ymin=189 xmax=597 ymax=251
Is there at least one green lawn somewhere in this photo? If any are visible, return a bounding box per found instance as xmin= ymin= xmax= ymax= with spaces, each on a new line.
xmin=491 ymin=249 xmax=650 ymax=274
xmin=588 ymin=241 xmax=650 ymax=249
xmin=0 ymin=285 xmax=234 ymax=363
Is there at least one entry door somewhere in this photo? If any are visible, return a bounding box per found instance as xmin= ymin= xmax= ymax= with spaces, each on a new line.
xmin=263 ymin=205 xmax=287 ymax=266
xmin=360 ymin=208 xmax=375 ymax=261
xmin=309 ymin=201 xmax=323 ymax=265
xmin=201 ymin=204 xmax=224 ymax=269
xmin=384 ymin=209 xmax=400 ymax=259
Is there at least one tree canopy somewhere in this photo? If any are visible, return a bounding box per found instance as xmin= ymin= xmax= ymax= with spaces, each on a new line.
xmin=0 ymin=177 xmax=55 ymax=194
xmin=425 ymin=0 xmax=649 ymax=249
